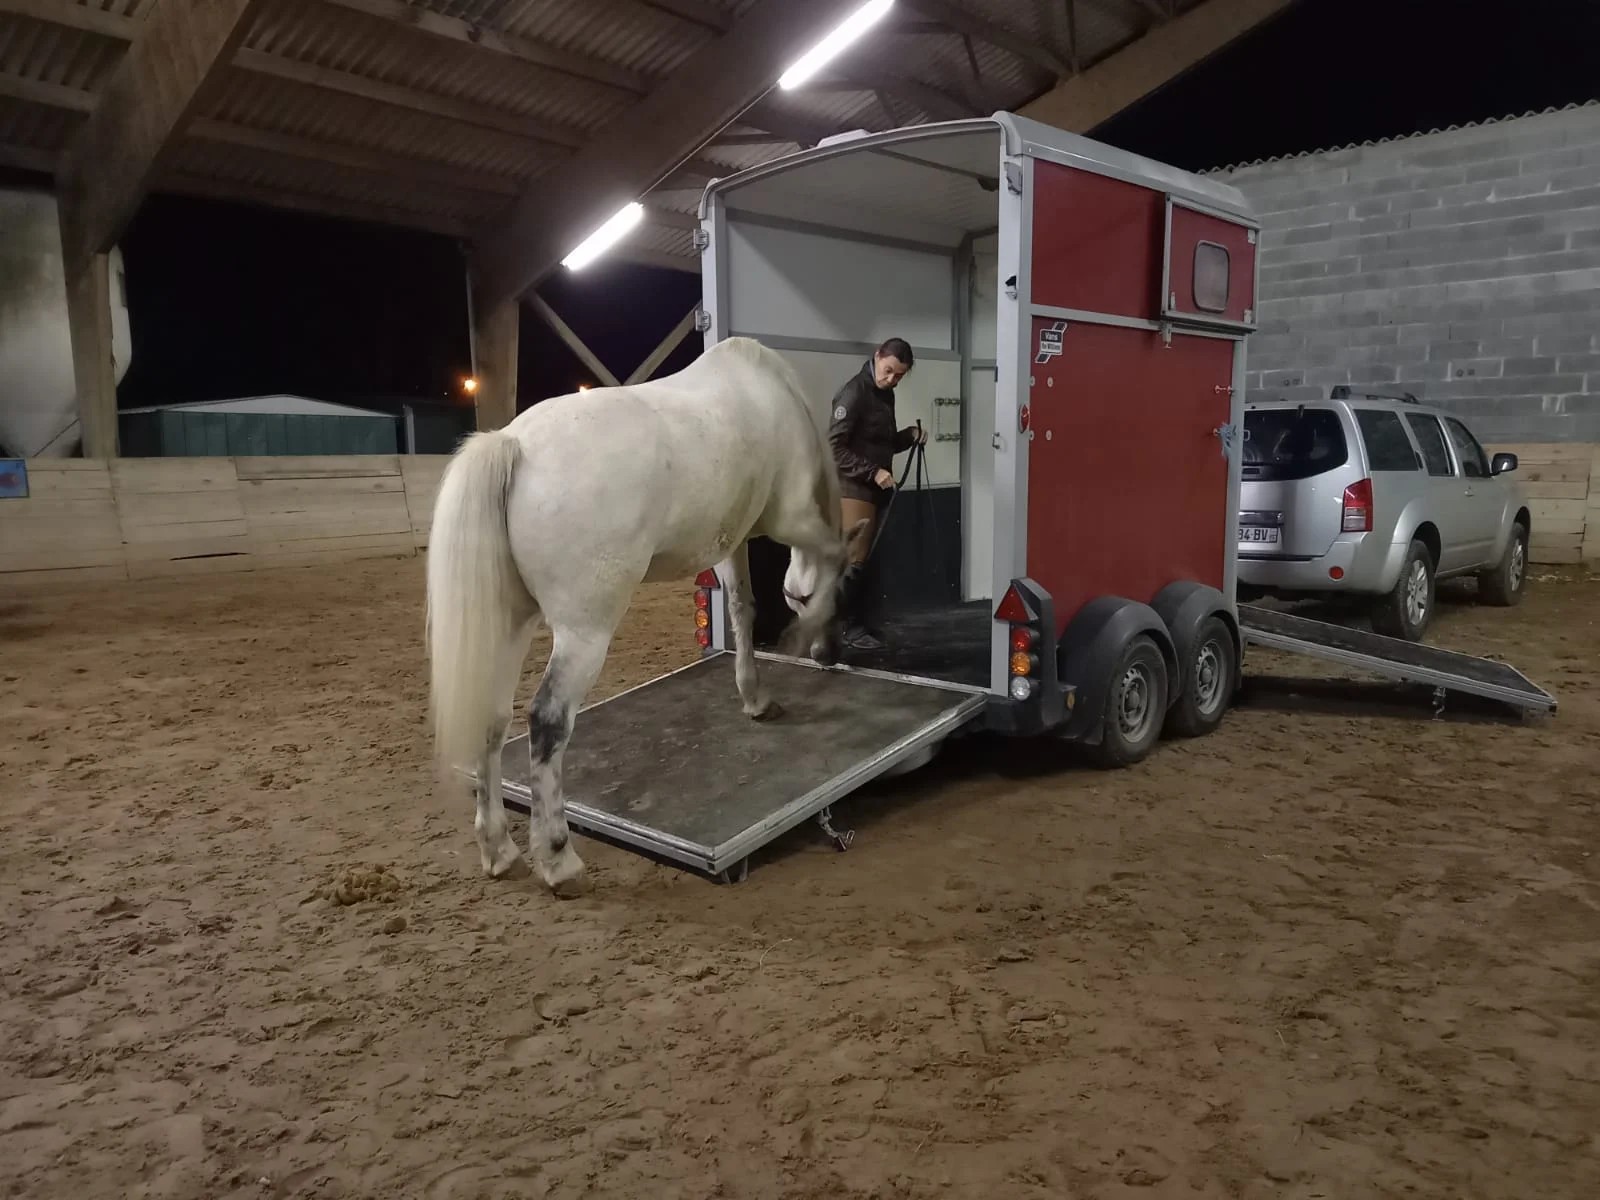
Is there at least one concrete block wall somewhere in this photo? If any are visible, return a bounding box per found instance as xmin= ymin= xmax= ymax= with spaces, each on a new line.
xmin=1212 ymin=103 xmax=1600 ymax=443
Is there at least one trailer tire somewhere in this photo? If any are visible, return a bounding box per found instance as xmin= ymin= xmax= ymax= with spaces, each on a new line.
xmin=1087 ymin=635 xmax=1169 ymax=769
xmin=1163 ymin=615 xmax=1236 ymax=739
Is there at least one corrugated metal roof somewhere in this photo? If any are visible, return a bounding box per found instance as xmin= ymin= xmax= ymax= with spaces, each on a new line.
xmin=501 ymin=0 xmax=720 ymax=78
xmin=245 ymin=0 xmax=633 ymax=139
xmin=0 ymin=11 xmax=123 ymax=92
xmin=0 ymin=0 xmax=1198 ymax=261
xmin=206 ymin=70 xmax=552 ymax=183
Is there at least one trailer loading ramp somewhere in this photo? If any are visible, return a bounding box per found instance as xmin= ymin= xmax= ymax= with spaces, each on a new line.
xmin=1238 ymin=605 xmax=1557 ymax=715
xmin=490 ymin=652 xmax=986 ymax=881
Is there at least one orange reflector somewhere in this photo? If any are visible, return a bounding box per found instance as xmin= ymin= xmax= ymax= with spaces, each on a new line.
xmin=694 ymin=609 xmax=709 ymax=629
xmin=694 ymin=588 xmax=710 ymax=609
xmin=1009 ymin=627 xmax=1031 ymax=652
xmin=994 ymin=584 xmax=1030 ymax=624
xmin=695 ymin=628 xmax=711 ymax=648
xmin=694 ymin=569 xmax=719 ymax=588
xmin=1009 ymin=651 xmax=1032 ymax=676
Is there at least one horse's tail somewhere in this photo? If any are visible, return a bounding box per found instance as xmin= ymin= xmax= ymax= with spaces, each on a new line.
xmin=425 ymin=428 xmax=532 ymax=772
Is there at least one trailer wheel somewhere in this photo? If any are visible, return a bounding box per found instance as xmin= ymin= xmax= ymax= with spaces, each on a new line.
xmin=1163 ymin=615 xmax=1236 ymax=739
xmin=1088 ymin=635 xmax=1169 ymax=768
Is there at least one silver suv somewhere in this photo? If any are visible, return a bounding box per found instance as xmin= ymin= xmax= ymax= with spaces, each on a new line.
xmin=1236 ymin=387 xmax=1530 ymax=641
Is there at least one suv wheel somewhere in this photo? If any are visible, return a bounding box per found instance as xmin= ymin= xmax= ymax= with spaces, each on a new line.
xmin=1371 ymin=540 xmax=1435 ymax=641
xmin=1478 ymin=521 xmax=1528 ymax=607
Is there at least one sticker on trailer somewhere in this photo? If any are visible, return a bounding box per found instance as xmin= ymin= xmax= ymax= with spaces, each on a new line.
xmin=0 ymin=459 xmax=26 ymax=500
xmin=1035 ymin=320 xmax=1066 ymax=363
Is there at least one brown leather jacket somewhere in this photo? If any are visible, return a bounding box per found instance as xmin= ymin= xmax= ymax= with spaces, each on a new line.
xmin=827 ymin=360 xmax=917 ymax=502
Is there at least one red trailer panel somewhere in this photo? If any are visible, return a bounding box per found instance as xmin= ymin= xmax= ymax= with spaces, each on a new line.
xmin=1164 ymin=201 xmax=1258 ymax=326
xmin=1025 ymin=318 xmax=1234 ymax=635
xmin=1030 ymin=161 xmax=1163 ymax=320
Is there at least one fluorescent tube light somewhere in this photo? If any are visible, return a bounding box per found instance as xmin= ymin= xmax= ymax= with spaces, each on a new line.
xmin=778 ymin=0 xmax=895 ymax=91
xmin=561 ymin=201 xmax=645 ymax=271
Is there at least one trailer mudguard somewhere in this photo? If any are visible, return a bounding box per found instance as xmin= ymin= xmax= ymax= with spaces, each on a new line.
xmin=1057 ymin=596 xmax=1179 ymax=744
xmin=1149 ymin=581 xmax=1240 ymax=702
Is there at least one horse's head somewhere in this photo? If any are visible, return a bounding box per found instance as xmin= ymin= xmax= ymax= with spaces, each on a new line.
xmin=782 ymin=517 xmax=871 ymax=614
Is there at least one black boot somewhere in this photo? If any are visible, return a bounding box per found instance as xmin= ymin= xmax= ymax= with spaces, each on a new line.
xmin=835 ymin=563 xmax=884 ymax=652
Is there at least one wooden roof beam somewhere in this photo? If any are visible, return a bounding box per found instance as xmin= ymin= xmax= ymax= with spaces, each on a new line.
xmin=1019 ymin=0 xmax=1288 ymax=132
xmin=468 ymin=0 xmax=872 ymax=304
xmin=56 ymin=0 xmax=270 ymax=270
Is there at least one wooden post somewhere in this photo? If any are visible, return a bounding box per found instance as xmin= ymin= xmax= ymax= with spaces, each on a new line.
xmin=62 ymin=250 xmax=119 ymax=458
xmin=472 ymin=291 xmax=520 ymax=431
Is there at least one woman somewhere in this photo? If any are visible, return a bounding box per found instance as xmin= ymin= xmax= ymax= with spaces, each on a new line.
xmin=824 ymin=337 xmax=927 ymax=652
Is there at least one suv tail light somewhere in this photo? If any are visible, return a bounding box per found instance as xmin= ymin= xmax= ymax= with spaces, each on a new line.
xmin=1341 ymin=478 xmax=1373 ymax=533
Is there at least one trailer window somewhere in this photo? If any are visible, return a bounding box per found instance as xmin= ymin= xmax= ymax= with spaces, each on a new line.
xmin=1192 ymin=241 xmax=1230 ymax=313
xmin=1242 ymin=408 xmax=1348 ymax=480
xmin=1354 ymin=409 xmax=1421 ymax=471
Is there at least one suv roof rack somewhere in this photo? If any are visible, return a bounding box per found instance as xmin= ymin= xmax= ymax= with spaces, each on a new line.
xmin=1329 ymin=385 xmax=1419 ymax=405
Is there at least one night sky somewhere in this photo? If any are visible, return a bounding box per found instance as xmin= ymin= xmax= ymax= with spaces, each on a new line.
xmin=16 ymin=0 xmax=1595 ymax=417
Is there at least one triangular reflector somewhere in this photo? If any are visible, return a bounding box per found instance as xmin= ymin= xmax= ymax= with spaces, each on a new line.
xmin=694 ymin=569 xmax=719 ymax=588
xmin=994 ymin=584 xmax=1031 ymax=624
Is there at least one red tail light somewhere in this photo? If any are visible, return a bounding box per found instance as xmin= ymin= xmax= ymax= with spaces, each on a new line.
xmin=1341 ymin=478 xmax=1373 ymax=533
xmin=693 ymin=570 xmax=718 ymax=650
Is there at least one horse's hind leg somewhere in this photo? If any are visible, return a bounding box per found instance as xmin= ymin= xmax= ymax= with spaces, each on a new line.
xmin=475 ymin=619 xmax=538 ymax=879
xmin=524 ymin=619 xmax=617 ymax=898
xmin=723 ymin=543 xmax=779 ymax=720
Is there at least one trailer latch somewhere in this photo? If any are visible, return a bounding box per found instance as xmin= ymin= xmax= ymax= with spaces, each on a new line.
xmin=693 ymin=306 xmax=712 ymax=333
xmin=1214 ymin=422 xmax=1239 ymax=460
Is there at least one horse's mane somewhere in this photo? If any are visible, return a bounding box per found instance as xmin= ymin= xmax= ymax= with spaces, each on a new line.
xmin=711 ymin=337 xmax=843 ymax=527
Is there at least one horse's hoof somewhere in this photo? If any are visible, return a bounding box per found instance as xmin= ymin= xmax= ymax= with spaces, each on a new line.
xmin=749 ymin=700 xmax=784 ymax=722
xmin=496 ymin=856 xmax=533 ymax=881
xmin=550 ymin=872 xmax=592 ymax=900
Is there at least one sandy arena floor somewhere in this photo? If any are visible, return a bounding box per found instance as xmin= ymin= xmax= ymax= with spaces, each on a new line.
xmin=1 ymin=558 xmax=1597 ymax=1199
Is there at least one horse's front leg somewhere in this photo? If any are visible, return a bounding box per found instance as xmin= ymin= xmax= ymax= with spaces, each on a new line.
xmin=722 ymin=544 xmax=780 ymax=721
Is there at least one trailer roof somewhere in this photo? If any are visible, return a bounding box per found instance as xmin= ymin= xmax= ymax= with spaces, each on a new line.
xmin=704 ymin=112 xmax=1256 ymax=248
xmin=0 ymin=0 xmax=1254 ymax=293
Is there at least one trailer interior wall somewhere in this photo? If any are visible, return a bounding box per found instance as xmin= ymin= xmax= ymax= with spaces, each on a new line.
xmin=704 ymin=125 xmax=1006 ymax=629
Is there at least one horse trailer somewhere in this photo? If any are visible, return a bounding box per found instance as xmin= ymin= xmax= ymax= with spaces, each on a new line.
xmin=489 ymin=113 xmax=1555 ymax=883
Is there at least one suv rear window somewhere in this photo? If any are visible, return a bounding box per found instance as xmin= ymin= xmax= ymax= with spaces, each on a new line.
xmin=1242 ymin=408 xmax=1349 ymax=480
xmin=1354 ymin=409 xmax=1421 ymax=471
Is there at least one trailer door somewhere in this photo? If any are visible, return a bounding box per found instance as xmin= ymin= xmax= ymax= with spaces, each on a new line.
xmin=1025 ymin=319 xmax=1233 ymax=634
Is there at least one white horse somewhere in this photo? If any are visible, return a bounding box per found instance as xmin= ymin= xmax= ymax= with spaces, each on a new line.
xmin=425 ymin=337 xmax=862 ymax=896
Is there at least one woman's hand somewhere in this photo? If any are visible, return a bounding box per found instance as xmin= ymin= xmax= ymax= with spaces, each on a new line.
xmin=874 ymin=467 xmax=896 ymax=490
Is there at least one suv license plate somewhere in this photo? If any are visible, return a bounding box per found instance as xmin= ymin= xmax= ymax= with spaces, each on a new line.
xmin=1238 ymin=526 xmax=1280 ymax=544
